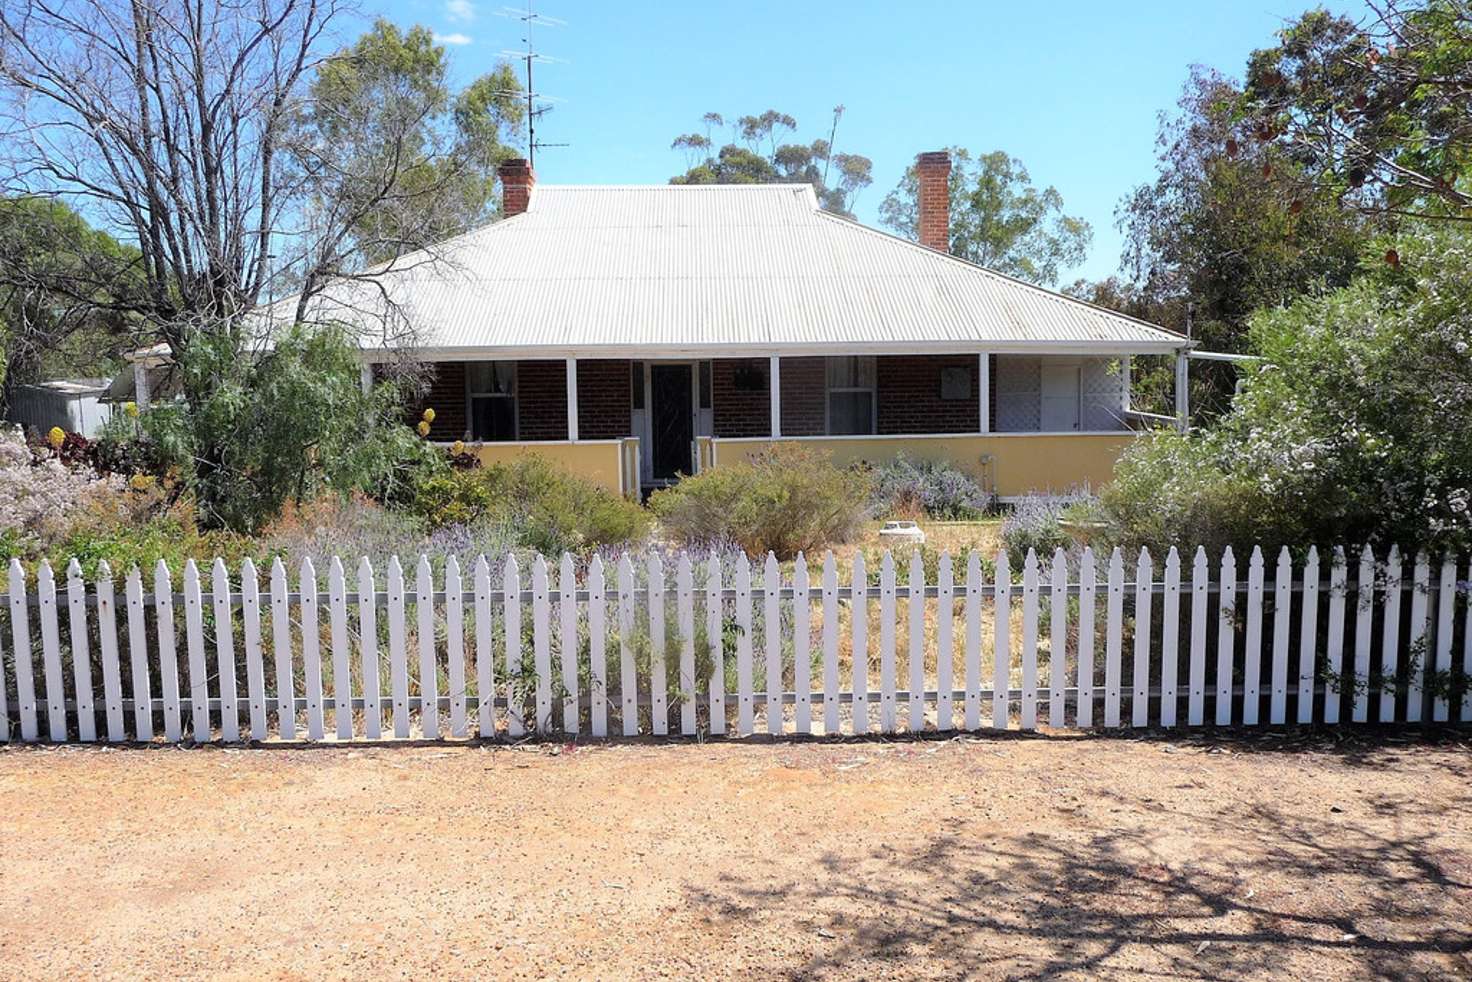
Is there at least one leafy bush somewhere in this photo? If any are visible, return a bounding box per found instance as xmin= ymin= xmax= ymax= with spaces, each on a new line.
xmin=649 ymin=443 xmax=871 ymax=560
xmin=869 ymin=453 xmax=992 ymax=520
xmin=410 ymin=454 xmax=650 ymax=556
xmin=1000 ymin=492 xmax=1096 ymax=568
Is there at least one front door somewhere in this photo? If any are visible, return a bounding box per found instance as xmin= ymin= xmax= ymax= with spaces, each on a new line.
xmin=650 ymin=363 xmax=694 ymax=480
xmin=1040 ymin=364 xmax=1081 ymax=431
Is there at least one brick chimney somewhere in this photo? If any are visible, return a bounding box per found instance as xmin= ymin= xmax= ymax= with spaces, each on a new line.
xmin=498 ymin=158 xmax=535 ymax=216
xmin=915 ymin=150 xmax=951 ymax=253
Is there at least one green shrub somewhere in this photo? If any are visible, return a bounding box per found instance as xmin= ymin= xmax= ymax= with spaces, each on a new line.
xmin=410 ymin=454 xmax=650 ymax=556
xmin=1000 ymin=493 xmax=1096 ymax=568
xmin=649 ymin=443 xmax=872 ymax=560
xmin=869 ymin=453 xmax=992 ymax=519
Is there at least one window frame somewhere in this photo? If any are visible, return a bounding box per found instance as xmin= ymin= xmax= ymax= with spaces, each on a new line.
xmin=824 ymin=355 xmax=878 ymax=435
xmin=465 ymin=361 xmax=519 ymax=442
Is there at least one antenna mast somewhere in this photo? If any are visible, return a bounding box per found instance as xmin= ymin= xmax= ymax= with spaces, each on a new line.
xmin=500 ymin=2 xmax=567 ymax=168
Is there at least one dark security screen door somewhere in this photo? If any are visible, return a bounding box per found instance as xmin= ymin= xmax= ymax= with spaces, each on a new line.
xmin=650 ymin=364 xmax=694 ymax=480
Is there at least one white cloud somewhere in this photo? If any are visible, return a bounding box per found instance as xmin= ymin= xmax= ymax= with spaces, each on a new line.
xmin=434 ymin=32 xmax=473 ymax=46
xmin=445 ymin=0 xmax=475 ymax=23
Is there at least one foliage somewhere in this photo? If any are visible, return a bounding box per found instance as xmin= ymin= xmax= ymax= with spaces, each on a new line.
xmin=668 ymin=107 xmax=873 ymax=216
xmin=1243 ymin=3 xmax=1472 ymax=222
xmin=1099 ymin=226 xmax=1472 ymax=555
xmin=879 ymin=147 xmax=1092 ymax=286
xmin=0 ymin=426 xmax=126 ymax=553
xmin=649 ymin=443 xmax=872 ymax=560
xmin=410 ymin=455 xmax=651 ymax=556
xmin=869 ymin=453 xmax=992 ymax=520
xmin=1000 ymin=493 xmax=1096 ymax=569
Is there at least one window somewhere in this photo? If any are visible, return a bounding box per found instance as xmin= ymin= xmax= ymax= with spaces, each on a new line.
xmin=467 ymin=361 xmax=516 ymax=441
xmin=826 ymin=356 xmax=876 ymax=435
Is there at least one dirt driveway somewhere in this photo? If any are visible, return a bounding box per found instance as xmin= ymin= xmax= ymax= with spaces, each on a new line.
xmin=1 ymin=731 xmax=1469 ymax=980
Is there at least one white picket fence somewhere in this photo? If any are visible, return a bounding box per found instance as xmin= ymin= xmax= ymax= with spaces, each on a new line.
xmin=0 ymin=543 xmax=1468 ymax=744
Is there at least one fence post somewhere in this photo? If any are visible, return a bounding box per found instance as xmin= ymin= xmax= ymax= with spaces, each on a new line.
xmin=301 ymin=558 xmax=325 ymax=740
xmin=1406 ymin=551 xmax=1430 ymax=723
xmin=879 ymin=550 xmax=897 ymax=734
xmin=735 ymin=553 xmax=754 ymax=737
xmin=677 ymin=553 xmax=696 ymax=736
xmin=416 ymin=555 xmax=440 ymax=740
xmin=617 ymin=554 xmax=636 ymax=737
xmin=964 ymin=551 xmax=982 ymax=732
xmin=447 ymin=555 xmax=468 ymax=738
xmin=532 ymin=555 xmax=552 ymax=736
xmin=125 ymin=567 xmax=153 ymax=741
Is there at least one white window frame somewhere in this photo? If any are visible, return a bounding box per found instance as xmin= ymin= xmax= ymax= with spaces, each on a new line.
xmin=465 ymin=361 xmax=519 ymax=441
xmin=824 ymin=355 xmax=878 ymax=435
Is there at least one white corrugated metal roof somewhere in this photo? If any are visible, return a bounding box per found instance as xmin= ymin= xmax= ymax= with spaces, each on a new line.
xmin=274 ymin=183 xmax=1186 ymax=356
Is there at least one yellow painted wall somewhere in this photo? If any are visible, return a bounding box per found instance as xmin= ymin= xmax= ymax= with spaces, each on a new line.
xmin=463 ymin=441 xmax=627 ymax=496
xmin=712 ymin=433 xmax=1142 ymax=497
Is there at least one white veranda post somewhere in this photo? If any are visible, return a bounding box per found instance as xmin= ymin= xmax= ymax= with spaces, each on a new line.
xmin=566 ymin=356 xmax=579 ymax=442
xmin=769 ymin=355 xmax=781 ymax=438
xmin=1174 ymin=348 xmax=1190 ymax=432
xmin=977 ymin=352 xmax=990 ymax=433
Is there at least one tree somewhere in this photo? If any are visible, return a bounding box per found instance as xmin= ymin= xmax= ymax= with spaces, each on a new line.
xmin=669 ymin=107 xmax=873 ymax=216
xmin=878 ymin=148 xmax=1092 ymax=287
xmin=1241 ymin=2 xmax=1472 ymax=223
xmin=0 ymin=3 xmax=522 ymax=526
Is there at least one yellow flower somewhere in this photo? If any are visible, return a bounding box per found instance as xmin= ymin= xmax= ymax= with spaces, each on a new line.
xmin=421 ymin=407 xmax=436 ymax=424
xmin=416 ymin=420 xmax=431 ymax=437
xmin=47 ymin=426 xmax=65 ymax=449
xmin=451 ymin=440 xmax=465 ymax=455
xmin=128 ymin=473 xmax=156 ymax=492
xmin=122 ymin=401 xmax=139 ymax=418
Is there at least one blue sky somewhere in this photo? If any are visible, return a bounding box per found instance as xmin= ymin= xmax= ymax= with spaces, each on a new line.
xmin=368 ymin=0 xmax=1365 ymax=283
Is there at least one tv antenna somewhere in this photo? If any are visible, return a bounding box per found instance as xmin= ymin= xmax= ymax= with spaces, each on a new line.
xmin=498 ymin=2 xmax=568 ymax=167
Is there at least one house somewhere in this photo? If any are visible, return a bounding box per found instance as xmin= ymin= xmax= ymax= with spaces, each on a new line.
xmin=161 ymin=151 xmax=1194 ymax=498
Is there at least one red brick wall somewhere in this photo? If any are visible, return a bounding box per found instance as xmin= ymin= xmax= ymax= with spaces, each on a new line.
xmin=779 ymin=357 xmax=826 ymax=436
xmin=576 ymin=359 xmax=633 ymax=440
xmin=916 ymin=151 xmax=951 ymax=253
xmin=516 ymin=359 xmax=568 ymax=441
xmin=712 ymin=358 xmax=771 ymax=438
xmin=418 ymin=362 xmax=467 ymax=441
xmin=877 ymin=355 xmax=979 ymax=434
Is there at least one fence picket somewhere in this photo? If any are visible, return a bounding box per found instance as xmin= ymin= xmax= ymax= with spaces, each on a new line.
xmin=1021 ymin=549 xmax=1039 ymax=731
xmin=1048 ymin=548 xmax=1067 ymax=729
xmin=125 ymin=568 xmax=152 ymax=741
xmin=589 ymin=556 xmax=608 ymax=738
xmin=473 ymin=556 xmax=493 ymax=739
xmin=617 ymin=555 xmax=635 ymax=737
xmin=647 ymin=554 xmax=667 ymax=736
xmin=1270 ymin=548 xmax=1292 ymax=725
xmin=505 ymin=555 xmax=525 ymax=737
xmin=1104 ymin=548 xmax=1123 ymax=728
xmin=1433 ymin=555 xmax=1455 ymax=723
xmin=95 ymin=562 xmax=125 ymax=742
xmin=936 ymin=551 xmax=955 ymax=732
xmin=270 ymin=559 xmax=295 ymax=740
xmin=1297 ymin=547 xmax=1320 ymax=724
xmin=416 ymin=556 xmax=440 ymax=740
xmin=821 ymin=553 xmax=839 ymax=735
xmin=329 ymin=557 xmax=354 ymax=740
xmin=387 ymin=557 xmax=410 ymax=738
xmin=1352 ymin=545 xmax=1375 ymax=723
xmin=212 ymin=559 xmax=240 ymax=742
xmin=65 ymin=560 xmax=96 ymax=741
xmin=851 ymin=552 xmax=869 ymax=734
xmin=677 ymin=554 xmax=696 ymax=736
xmin=1242 ymin=546 xmax=1265 ymax=727
xmin=37 ymin=562 xmax=67 ymax=741
xmin=154 ymin=561 xmax=182 ymax=742
xmin=300 ymin=559 xmax=325 ymax=741
xmin=181 ymin=561 xmax=210 ymax=742
xmin=242 ymin=559 xmax=267 ymax=741
xmin=908 ymin=549 xmax=926 ymax=731
xmin=1159 ymin=548 xmax=1180 ymax=728
xmin=1076 ymin=548 xmax=1096 ymax=728
xmin=964 ymin=552 xmax=982 ymax=731
xmin=993 ymin=550 xmax=1012 ymax=730
xmin=1379 ymin=547 xmax=1403 ymax=723
xmin=793 ymin=554 xmax=812 ymax=735
xmin=705 ymin=555 xmax=724 ymax=736
xmin=1215 ymin=548 xmax=1237 ymax=726
xmin=532 ymin=555 xmax=553 ymax=736
xmin=1463 ymin=557 xmax=1472 ymax=723
xmin=1132 ymin=549 xmax=1153 ymax=728
xmin=1187 ymin=547 xmax=1208 ymax=727
xmin=561 ymin=553 xmax=581 ymax=737
xmin=764 ymin=552 xmax=781 ymax=735
xmin=1406 ymin=551 xmax=1430 ymax=724
xmin=360 ymin=558 xmax=383 ymax=741
xmin=0 ymin=581 xmax=8 ymax=742
xmin=879 ymin=550 xmax=897 ymax=734
xmin=1324 ymin=548 xmax=1347 ymax=725
xmin=8 ymin=559 xmax=36 ymax=741
xmin=446 ymin=555 xmax=468 ymax=738
xmin=735 ymin=553 xmax=754 ymax=737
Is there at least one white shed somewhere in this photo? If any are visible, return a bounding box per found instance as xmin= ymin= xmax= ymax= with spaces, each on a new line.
xmin=5 ymin=378 xmax=116 ymax=437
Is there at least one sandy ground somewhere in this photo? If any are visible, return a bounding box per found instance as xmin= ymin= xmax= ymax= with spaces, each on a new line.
xmin=1 ymin=731 xmax=1470 ymax=980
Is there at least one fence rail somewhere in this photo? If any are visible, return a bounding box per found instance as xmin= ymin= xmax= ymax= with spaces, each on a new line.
xmin=1 ymin=543 xmax=1468 ymax=745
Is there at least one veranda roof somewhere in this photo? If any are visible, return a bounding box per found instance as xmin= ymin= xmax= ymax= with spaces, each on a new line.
xmin=268 ymin=183 xmax=1187 ymax=358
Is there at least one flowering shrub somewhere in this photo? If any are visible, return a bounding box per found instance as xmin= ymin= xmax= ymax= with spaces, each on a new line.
xmin=869 ymin=453 xmax=993 ymax=520
xmin=0 ymin=426 xmax=127 ymax=552
xmin=1001 ymin=492 xmax=1096 ymax=568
